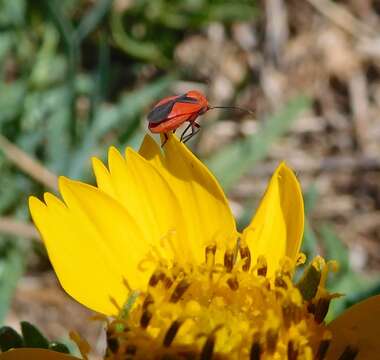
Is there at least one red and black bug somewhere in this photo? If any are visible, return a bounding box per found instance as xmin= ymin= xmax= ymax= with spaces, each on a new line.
xmin=147 ymin=90 xmax=254 ymax=146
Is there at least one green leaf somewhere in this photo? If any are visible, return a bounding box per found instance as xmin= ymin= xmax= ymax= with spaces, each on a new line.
xmin=207 ymin=3 xmax=257 ymax=22
xmin=0 ymin=0 xmax=26 ymax=27
xmin=0 ymin=81 xmax=26 ymax=126
xmin=0 ymin=32 xmax=14 ymax=63
xmin=20 ymin=321 xmax=49 ymax=349
xmin=236 ymin=199 xmax=255 ymax=232
xmin=42 ymin=0 xmax=76 ymax=49
xmin=92 ymin=33 xmax=110 ymax=104
xmin=110 ymin=12 xmax=168 ymax=66
xmin=304 ymin=184 xmax=319 ymax=215
xmin=48 ymin=342 xmax=70 ymax=354
xmin=343 ymin=281 xmax=380 ymax=309
xmin=320 ymin=225 xmax=349 ymax=274
xmin=0 ymin=326 xmax=23 ymax=351
xmin=301 ymin=185 xmax=320 ymax=257
xmin=207 ymin=96 xmax=311 ymax=190
xmin=21 ymin=86 xmax=71 ymax=173
xmin=29 ymin=25 xmax=66 ymax=88
xmin=44 ymin=88 xmax=72 ymax=173
xmin=41 ymin=0 xmax=79 ymax=117
xmin=301 ymin=219 xmax=318 ymax=259
xmin=0 ymin=170 xmax=22 ymax=213
xmin=0 ymin=241 xmax=24 ymax=322
xmin=327 ymin=272 xmax=376 ymax=321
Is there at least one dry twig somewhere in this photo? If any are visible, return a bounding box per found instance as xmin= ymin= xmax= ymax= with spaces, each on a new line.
xmin=248 ymin=155 xmax=380 ymax=177
xmin=305 ymin=0 xmax=374 ymax=39
xmin=265 ymin=0 xmax=289 ymax=64
xmin=0 ymin=135 xmax=58 ymax=191
xmin=0 ymin=217 xmax=39 ymax=240
xmin=348 ymin=70 xmax=371 ymax=153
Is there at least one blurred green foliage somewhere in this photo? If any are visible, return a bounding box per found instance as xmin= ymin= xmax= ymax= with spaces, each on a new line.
xmin=0 ymin=0 xmax=256 ymax=323
xmin=111 ymin=0 xmax=256 ymax=66
xmin=207 ymin=96 xmax=311 ymax=191
xmin=0 ymin=321 xmax=70 ymax=353
xmin=302 ymin=185 xmax=380 ymax=321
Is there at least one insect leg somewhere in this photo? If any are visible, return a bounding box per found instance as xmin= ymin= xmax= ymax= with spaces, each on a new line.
xmin=182 ymin=123 xmax=201 ymax=143
xmin=180 ymin=122 xmax=193 ymax=142
xmin=161 ymin=133 xmax=169 ymax=147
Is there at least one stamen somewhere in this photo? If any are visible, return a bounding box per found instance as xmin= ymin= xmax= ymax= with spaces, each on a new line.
xmin=106 ymin=330 xmax=119 ymax=354
xmin=292 ymin=305 xmax=302 ymax=325
xmin=239 ymin=243 xmax=251 ymax=271
xmin=205 ymin=244 xmax=217 ymax=266
xmin=250 ymin=341 xmax=262 ymax=360
xmin=279 ymin=258 xmax=293 ymax=278
xmin=143 ymin=293 xmax=154 ymax=310
xmin=200 ymin=334 xmax=215 ymax=360
xmin=138 ymin=251 xmax=158 ymax=272
xmin=108 ymin=319 xmax=129 ymax=334
xmin=148 ymin=270 xmax=173 ymax=289
xmin=163 ymin=320 xmax=182 ymax=347
xmin=282 ymin=302 xmax=300 ymax=328
xmin=120 ymin=290 xmax=140 ymax=318
xmin=149 ymin=270 xmax=165 ymax=287
xmin=122 ymin=277 xmax=132 ymax=292
xmin=140 ymin=310 xmax=153 ymax=328
xmin=274 ymin=276 xmax=288 ymax=289
xmin=257 ymin=256 xmax=267 ymax=277
xmin=338 ymin=346 xmax=359 ymax=360
xmin=287 ymin=341 xmax=298 ymax=360
xmin=109 ymin=296 xmax=121 ymax=312
xmin=307 ymin=302 xmax=316 ymax=315
xmin=126 ymin=344 xmax=137 ymax=355
xmin=224 ymin=249 xmax=234 ymax=272
xmin=227 ymin=276 xmax=239 ymax=291
xmin=296 ymin=260 xmax=322 ymax=301
xmin=163 ymin=275 xmax=173 ymax=289
xmin=296 ymin=253 xmax=307 ymax=265
xmin=314 ymin=297 xmax=331 ymax=323
xmin=265 ymin=329 xmax=278 ymax=354
xmin=69 ymin=331 xmax=90 ymax=360
xmin=170 ymin=279 xmax=191 ymax=303
xmin=103 ymin=251 xmax=340 ymax=359
xmin=316 ymin=339 xmax=330 ymax=360
xmin=159 ymin=229 xmax=177 ymax=259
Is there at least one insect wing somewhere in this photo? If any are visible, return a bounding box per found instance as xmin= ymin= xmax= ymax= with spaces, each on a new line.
xmin=169 ymin=96 xmax=201 ymax=119
xmin=147 ymin=98 xmax=177 ymax=124
xmin=147 ymin=94 xmax=199 ymax=124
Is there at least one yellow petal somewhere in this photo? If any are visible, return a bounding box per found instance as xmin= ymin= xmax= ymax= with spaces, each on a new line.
xmin=0 ymin=349 xmax=79 ymax=360
xmin=29 ymin=178 xmax=157 ymax=315
xmin=138 ymin=134 xmax=163 ymax=169
xmin=93 ymin=146 xmax=191 ymax=264
xmin=327 ymin=295 xmax=380 ymax=360
xmin=92 ymin=157 xmax=116 ymax=199
xmin=139 ymin=134 xmax=237 ymax=261
xmin=242 ymin=162 xmax=304 ymax=276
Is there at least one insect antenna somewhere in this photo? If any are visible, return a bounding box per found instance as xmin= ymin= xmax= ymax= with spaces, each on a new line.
xmin=209 ymin=106 xmax=255 ymax=115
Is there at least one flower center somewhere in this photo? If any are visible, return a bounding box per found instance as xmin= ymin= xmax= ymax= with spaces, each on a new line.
xmin=103 ymin=243 xmax=358 ymax=360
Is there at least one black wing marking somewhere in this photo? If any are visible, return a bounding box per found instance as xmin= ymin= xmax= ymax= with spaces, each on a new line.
xmin=147 ymin=94 xmax=199 ymax=124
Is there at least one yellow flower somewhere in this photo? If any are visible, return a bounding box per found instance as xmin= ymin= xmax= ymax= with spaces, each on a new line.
xmin=2 ymin=134 xmax=379 ymax=360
